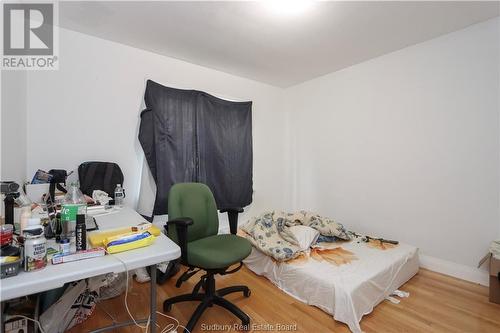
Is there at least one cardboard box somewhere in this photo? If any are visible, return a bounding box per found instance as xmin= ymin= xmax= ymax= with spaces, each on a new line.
xmin=490 ymin=255 xmax=500 ymax=304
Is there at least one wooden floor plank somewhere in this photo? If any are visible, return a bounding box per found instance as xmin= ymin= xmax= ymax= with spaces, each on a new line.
xmin=68 ymin=268 xmax=500 ymax=333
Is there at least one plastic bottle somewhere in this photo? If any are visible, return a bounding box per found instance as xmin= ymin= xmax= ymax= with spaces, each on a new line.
xmin=60 ymin=182 xmax=86 ymax=251
xmin=19 ymin=206 xmax=32 ymax=236
xmin=16 ymin=189 xmax=32 ymax=235
xmin=114 ymin=184 xmax=125 ymax=207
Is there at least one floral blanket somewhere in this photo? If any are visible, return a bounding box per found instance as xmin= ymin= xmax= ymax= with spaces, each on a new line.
xmin=241 ymin=211 xmax=350 ymax=261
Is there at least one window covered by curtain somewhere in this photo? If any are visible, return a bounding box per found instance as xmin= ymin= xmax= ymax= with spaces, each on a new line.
xmin=139 ymin=80 xmax=253 ymax=215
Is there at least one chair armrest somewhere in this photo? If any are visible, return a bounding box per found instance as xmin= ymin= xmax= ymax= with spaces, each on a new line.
xmin=168 ymin=217 xmax=194 ymax=227
xmin=166 ymin=217 xmax=193 ymax=264
xmin=219 ymin=208 xmax=243 ymax=235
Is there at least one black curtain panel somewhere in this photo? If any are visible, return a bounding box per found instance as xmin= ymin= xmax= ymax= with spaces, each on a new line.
xmin=139 ymin=80 xmax=253 ymax=215
xmin=139 ymin=81 xmax=198 ymax=214
xmin=196 ymin=92 xmax=253 ymax=210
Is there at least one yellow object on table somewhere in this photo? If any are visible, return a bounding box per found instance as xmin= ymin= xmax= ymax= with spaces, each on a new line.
xmin=104 ymin=232 xmax=156 ymax=254
xmin=0 ymin=256 xmax=21 ymax=264
xmin=88 ymin=224 xmax=161 ymax=248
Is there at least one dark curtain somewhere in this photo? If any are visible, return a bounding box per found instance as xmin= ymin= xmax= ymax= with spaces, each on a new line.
xmin=139 ymin=80 xmax=253 ymax=215
xmin=139 ymin=81 xmax=198 ymax=214
xmin=197 ymin=92 xmax=253 ymax=209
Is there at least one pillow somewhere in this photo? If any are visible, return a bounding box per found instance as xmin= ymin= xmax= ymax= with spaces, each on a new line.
xmin=288 ymin=225 xmax=320 ymax=251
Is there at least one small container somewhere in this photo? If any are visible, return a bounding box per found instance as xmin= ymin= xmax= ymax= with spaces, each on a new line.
xmin=1 ymin=258 xmax=22 ymax=279
xmin=114 ymin=184 xmax=125 ymax=207
xmin=0 ymin=244 xmax=21 ymax=278
xmin=0 ymin=224 xmax=14 ymax=246
xmin=75 ymin=214 xmax=87 ymax=251
xmin=59 ymin=238 xmax=71 ymax=254
xmin=23 ymin=226 xmax=47 ymax=272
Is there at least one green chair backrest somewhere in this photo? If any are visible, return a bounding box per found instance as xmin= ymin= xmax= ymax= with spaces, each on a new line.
xmin=167 ymin=182 xmax=219 ymax=244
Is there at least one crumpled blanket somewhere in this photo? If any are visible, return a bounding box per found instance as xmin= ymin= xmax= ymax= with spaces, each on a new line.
xmin=241 ymin=211 xmax=350 ymax=261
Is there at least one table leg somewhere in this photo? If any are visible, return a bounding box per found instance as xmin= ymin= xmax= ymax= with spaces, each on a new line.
xmin=1 ymin=302 xmax=5 ymax=333
xmin=34 ymin=294 xmax=40 ymax=333
xmin=150 ymin=264 xmax=157 ymax=333
xmin=90 ymin=265 xmax=159 ymax=333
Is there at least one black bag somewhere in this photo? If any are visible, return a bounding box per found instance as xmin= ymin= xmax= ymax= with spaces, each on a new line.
xmin=147 ymin=260 xmax=181 ymax=285
xmin=78 ymin=162 xmax=124 ymax=198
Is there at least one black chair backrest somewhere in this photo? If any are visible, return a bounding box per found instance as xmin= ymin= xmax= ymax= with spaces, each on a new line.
xmin=78 ymin=161 xmax=124 ymax=197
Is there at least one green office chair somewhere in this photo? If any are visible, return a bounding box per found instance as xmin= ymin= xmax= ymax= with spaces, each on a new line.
xmin=163 ymin=183 xmax=252 ymax=332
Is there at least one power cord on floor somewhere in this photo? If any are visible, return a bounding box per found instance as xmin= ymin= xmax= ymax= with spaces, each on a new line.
xmin=105 ymin=249 xmax=190 ymax=333
xmin=156 ymin=310 xmax=191 ymax=333
xmin=104 ymin=249 xmax=150 ymax=330
xmin=3 ymin=257 xmax=188 ymax=333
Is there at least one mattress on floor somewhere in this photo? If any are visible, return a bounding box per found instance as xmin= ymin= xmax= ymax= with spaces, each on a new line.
xmin=243 ymin=239 xmax=419 ymax=332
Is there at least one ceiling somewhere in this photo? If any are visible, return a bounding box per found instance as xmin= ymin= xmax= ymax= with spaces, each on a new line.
xmin=59 ymin=1 xmax=500 ymax=87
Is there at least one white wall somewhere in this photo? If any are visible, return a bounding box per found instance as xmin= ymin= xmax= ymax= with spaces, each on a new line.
xmin=24 ymin=27 xmax=289 ymax=222
xmin=3 ymin=17 xmax=499 ymax=285
xmin=286 ymin=18 xmax=500 ymax=284
xmin=1 ymin=70 xmax=28 ymax=186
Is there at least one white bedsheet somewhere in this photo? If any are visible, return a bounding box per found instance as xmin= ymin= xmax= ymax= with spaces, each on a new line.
xmin=243 ymin=240 xmax=419 ymax=332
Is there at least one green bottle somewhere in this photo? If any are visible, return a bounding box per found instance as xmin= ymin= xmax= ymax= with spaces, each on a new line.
xmin=60 ymin=182 xmax=86 ymax=248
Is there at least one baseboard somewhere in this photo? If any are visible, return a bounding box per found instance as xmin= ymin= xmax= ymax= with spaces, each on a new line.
xmin=419 ymin=254 xmax=489 ymax=286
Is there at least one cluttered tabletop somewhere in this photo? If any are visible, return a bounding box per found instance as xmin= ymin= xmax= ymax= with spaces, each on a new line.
xmin=1 ymin=203 xmax=180 ymax=301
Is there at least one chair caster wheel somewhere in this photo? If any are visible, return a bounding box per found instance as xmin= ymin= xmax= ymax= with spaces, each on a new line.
xmin=163 ymin=303 xmax=172 ymax=312
xmin=244 ymin=289 xmax=251 ymax=297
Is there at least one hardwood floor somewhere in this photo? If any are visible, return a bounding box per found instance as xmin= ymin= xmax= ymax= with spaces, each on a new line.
xmin=69 ymin=267 xmax=500 ymax=333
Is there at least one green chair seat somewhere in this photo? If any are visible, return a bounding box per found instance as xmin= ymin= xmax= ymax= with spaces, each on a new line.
xmin=188 ymin=234 xmax=252 ymax=270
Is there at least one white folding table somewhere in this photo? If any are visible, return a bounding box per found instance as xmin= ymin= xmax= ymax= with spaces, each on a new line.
xmin=0 ymin=207 xmax=181 ymax=333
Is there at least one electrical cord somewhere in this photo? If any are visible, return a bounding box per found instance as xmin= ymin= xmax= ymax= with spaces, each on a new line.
xmin=3 ymin=255 xmax=187 ymax=333
xmin=105 ymin=249 xmax=190 ymax=333
xmin=156 ymin=310 xmax=191 ymax=333
xmin=104 ymin=249 xmax=150 ymax=330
